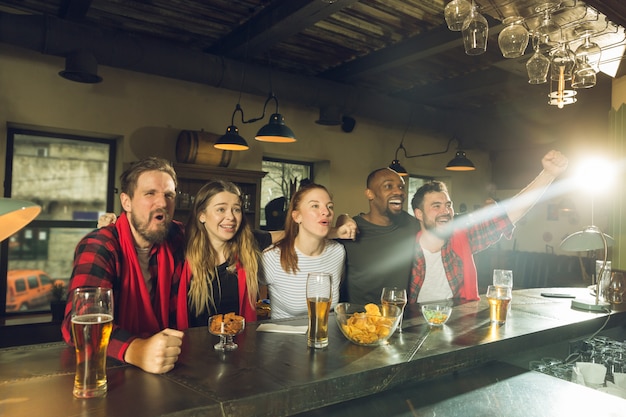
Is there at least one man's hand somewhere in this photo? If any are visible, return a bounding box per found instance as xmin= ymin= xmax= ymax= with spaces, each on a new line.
xmin=542 ymin=150 xmax=568 ymax=178
xmin=330 ymin=214 xmax=358 ymax=240
xmin=98 ymin=213 xmax=117 ymax=228
xmin=124 ymin=328 xmax=184 ymax=374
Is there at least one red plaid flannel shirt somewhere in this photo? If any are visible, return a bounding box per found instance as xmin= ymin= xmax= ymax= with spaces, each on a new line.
xmin=61 ymin=221 xmax=186 ymax=362
xmin=409 ymin=213 xmax=513 ymax=303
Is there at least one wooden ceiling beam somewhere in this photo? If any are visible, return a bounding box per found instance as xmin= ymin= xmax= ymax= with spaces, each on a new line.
xmin=58 ymin=0 xmax=92 ymax=21
xmin=209 ymin=0 xmax=359 ymax=58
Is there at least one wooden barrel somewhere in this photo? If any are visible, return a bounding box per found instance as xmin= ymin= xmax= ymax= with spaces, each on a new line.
xmin=176 ymin=130 xmax=233 ymax=167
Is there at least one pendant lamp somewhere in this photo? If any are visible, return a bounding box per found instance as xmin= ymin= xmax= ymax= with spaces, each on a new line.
xmin=0 ymin=198 xmax=41 ymax=242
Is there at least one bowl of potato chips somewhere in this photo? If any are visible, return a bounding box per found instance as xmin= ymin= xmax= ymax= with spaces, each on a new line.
xmin=335 ymin=302 xmax=402 ymax=346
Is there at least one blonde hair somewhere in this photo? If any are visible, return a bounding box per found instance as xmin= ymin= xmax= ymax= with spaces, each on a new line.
xmin=185 ymin=180 xmax=259 ymax=315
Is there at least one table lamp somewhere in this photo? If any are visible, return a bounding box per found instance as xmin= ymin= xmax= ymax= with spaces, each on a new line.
xmin=560 ymin=225 xmax=613 ymax=311
xmin=0 ymin=198 xmax=41 ymax=242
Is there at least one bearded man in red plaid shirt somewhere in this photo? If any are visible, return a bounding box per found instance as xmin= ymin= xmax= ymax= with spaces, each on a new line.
xmin=62 ymin=157 xmax=189 ymax=374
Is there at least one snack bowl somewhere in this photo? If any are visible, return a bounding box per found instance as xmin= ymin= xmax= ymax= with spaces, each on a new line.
xmin=421 ymin=303 xmax=452 ymax=327
xmin=335 ymin=302 xmax=402 ymax=346
xmin=208 ymin=313 xmax=245 ymax=351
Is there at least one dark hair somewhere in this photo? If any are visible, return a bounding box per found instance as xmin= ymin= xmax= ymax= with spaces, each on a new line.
xmin=366 ymin=167 xmax=397 ymax=189
xmin=120 ymin=157 xmax=177 ymax=197
xmin=411 ymin=180 xmax=449 ymax=210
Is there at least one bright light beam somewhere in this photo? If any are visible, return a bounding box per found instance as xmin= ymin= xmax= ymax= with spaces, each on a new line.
xmin=571 ymin=156 xmax=617 ymax=195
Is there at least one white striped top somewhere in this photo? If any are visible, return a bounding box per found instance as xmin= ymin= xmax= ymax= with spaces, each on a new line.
xmin=260 ymin=240 xmax=345 ymax=319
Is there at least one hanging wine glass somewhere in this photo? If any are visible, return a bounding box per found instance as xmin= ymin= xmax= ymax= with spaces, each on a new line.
xmin=550 ymin=43 xmax=576 ymax=82
xmin=572 ymin=56 xmax=597 ymax=89
xmin=498 ymin=16 xmax=529 ymax=58
xmin=526 ymin=42 xmax=551 ymax=84
xmin=444 ymin=0 xmax=472 ymax=32
xmin=462 ymin=4 xmax=489 ymax=56
xmin=534 ymin=3 xmax=562 ymax=51
xmin=575 ymin=33 xmax=602 ymax=73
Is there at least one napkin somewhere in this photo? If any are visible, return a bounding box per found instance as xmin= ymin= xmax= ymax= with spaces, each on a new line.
xmin=256 ymin=323 xmax=308 ymax=334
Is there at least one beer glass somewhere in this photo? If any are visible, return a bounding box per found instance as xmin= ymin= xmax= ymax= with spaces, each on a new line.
xmin=71 ymin=287 xmax=114 ymax=398
xmin=380 ymin=287 xmax=407 ymax=333
xmin=493 ymin=269 xmax=513 ymax=289
xmin=486 ymin=285 xmax=511 ymax=325
xmin=306 ymin=273 xmax=332 ymax=348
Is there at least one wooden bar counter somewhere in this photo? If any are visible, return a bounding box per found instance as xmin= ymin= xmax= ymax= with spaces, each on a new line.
xmin=1 ymin=288 xmax=625 ymax=417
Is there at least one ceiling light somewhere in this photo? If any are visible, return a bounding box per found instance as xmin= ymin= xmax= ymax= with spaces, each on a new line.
xmin=59 ymin=50 xmax=103 ymax=84
xmin=446 ymin=150 xmax=476 ymax=171
xmin=389 ymin=159 xmax=408 ymax=177
xmin=215 ymin=104 xmax=249 ymax=151
xmin=254 ymin=93 xmax=296 ymax=143
xmin=389 ymin=137 xmax=475 ymax=175
xmin=0 ymin=198 xmax=41 ymax=242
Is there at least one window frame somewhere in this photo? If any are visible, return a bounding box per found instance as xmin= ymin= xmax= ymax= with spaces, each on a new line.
xmin=1 ymin=127 xmax=117 ymax=317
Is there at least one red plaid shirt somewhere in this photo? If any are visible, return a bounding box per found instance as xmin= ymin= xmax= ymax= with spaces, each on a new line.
xmin=409 ymin=213 xmax=513 ymax=303
xmin=61 ymin=220 xmax=186 ymax=362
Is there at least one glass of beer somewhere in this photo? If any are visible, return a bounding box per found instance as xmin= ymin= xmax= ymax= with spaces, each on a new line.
xmin=487 ymin=285 xmax=512 ymax=325
xmin=306 ymin=273 xmax=332 ymax=348
xmin=492 ymin=269 xmax=513 ymax=289
xmin=71 ymin=287 xmax=114 ymax=398
xmin=380 ymin=287 xmax=407 ymax=333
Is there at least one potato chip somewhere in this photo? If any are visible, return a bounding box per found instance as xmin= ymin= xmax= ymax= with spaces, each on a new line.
xmin=341 ymin=304 xmax=395 ymax=345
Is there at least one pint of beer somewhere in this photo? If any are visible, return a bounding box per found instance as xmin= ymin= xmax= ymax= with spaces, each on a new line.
xmin=71 ymin=287 xmax=114 ymax=398
xmin=306 ymin=273 xmax=332 ymax=348
xmin=487 ymin=285 xmax=512 ymax=325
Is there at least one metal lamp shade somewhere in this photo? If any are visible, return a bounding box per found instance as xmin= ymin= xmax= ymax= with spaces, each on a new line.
xmin=255 ymin=114 xmax=296 ymax=143
xmin=446 ymin=151 xmax=476 ymax=171
xmin=0 ymin=198 xmax=41 ymax=242
xmin=389 ymin=160 xmax=408 ymax=176
xmin=214 ymin=125 xmax=249 ymax=151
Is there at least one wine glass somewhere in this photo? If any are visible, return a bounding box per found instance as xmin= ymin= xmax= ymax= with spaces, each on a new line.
xmin=575 ymin=33 xmax=602 ymax=73
xmin=526 ymin=41 xmax=551 ymax=84
xmin=444 ymin=0 xmax=471 ymax=32
xmin=533 ymin=3 xmax=562 ymax=51
xmin=380 ymin=287 xmax=407 ymax=333
xmin=461 ymin=4 xmax=489 ymax=56
xmin=609 ymin=272 xmax=625 ymax=303
xmin=208 ymin=314 xmax=245 ymax=351
xmin=572 ymin=57 xmax=596 ymax=89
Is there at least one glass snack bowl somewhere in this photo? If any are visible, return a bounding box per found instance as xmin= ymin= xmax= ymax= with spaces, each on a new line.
xmin=335 ymin=302 xmax=402 ymax=346
xmin=208 ymin=313 xmax=245 ymax=351
xmin=421 ymin=303 xmax=452 ymax=327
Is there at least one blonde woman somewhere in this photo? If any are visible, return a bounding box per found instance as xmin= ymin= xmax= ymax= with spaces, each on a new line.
xmin=185 ymin=180 xmax=272 ymax=326
xmin=260 ymin=183 xmax=345 ymax=319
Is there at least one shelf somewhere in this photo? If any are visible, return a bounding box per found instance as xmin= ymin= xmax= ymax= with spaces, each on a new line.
xmin=173 ymin=163 xmax=266 ymax=228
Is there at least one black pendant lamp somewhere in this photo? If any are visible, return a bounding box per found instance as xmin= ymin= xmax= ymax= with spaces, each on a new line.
xmin=255 ymin=93 xmax=296 ymax=143
xmin=389 ymin=137 xmax=476 ymax=174
xmin=215 ymin=104 xmax=249 ymax=151
xmin=59 ymin=51 xmax=103 ymax=84
xmin=445 ymin=150 xmax=476 ymax=171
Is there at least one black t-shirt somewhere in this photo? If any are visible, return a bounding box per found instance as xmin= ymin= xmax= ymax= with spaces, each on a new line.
xmin=340 ymin=212 xmax=420 ymax=305
xmin=188 ymin=230 xmax=272 ymax=327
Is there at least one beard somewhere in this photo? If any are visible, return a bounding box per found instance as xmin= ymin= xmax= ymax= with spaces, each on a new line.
xmin=130 ymin=210 xmax=171 ymax=245
xmin=422 ymin=215 xmax=454 ymax=239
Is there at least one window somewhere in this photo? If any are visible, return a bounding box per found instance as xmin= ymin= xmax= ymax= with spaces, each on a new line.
xmin=406 ymin=175 xmax=432 ymax=216
xmin=2 ymin=127 xmax=117 ymax=315
xmin=260 ymin=158 xmax=313 ymax=229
